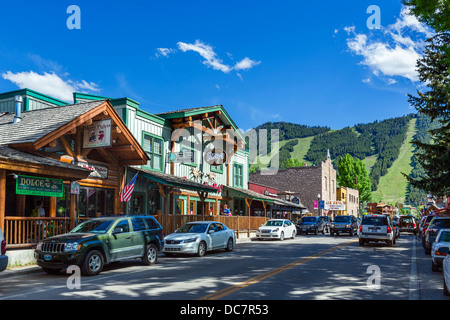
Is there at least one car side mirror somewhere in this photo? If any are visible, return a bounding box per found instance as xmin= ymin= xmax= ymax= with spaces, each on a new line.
xmin=209 ymin=229 xmax=215 ymax=234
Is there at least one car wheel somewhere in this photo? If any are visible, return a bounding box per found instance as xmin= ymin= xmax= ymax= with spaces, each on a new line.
xmin=280 ymin=231 xmax=285 ymax=241
xmin=142 ymin=243 xmax=158 ymax=265
xmin=291 ymin=229 xmax=296 ymax=239
xmin=197 ymin=241 xmax=207 ymax=257
xmin=444 ymin=278 xmax=450 ymax=296
xmin=81 ymin=250 xmax=104 ymax=276
xmin=225 ymin=238 xmax=234 ymax=252
xmin=387 ymin=239 xmax=394 ymax=247
xmin=359 ymin=239 xmax=365 ymax=246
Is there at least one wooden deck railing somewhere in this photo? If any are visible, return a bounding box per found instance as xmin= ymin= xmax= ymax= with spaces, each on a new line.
xmin=160 ymin=214 xmax=268 ymax=238
xmin=4 ymin=217 xmax=72 ymax=248
xmin=4 ymin=215 xmax=269 ymax=248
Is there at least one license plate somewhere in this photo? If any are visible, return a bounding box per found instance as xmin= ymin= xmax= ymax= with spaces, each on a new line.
xmin=44 ymin=254 xmax=52 ymax=261
xmin=302 ymin=229 xmax=307 ymax=231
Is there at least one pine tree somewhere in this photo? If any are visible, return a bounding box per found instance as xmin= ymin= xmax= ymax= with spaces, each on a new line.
xmin=404 ymin=33 xmax=450 ymax=197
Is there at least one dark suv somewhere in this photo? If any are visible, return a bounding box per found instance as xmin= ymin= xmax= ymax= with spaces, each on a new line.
xmin=330 ymin=215 xmax=358 ymax=236
xmin=35 ymin=215 xmax=164 ymax=276
xmin=297 ymin=216 xmax=326 ymax=235
xmin=424 ymin=216 xmax=450 ymax=255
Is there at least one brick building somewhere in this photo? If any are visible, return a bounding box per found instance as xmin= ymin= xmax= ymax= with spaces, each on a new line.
xmin=249 ymin=151 xmax=337 ymax=216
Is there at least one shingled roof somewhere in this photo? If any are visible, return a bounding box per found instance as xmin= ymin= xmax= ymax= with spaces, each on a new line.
xmin=0 ymin=100 xmax=105 ymax=146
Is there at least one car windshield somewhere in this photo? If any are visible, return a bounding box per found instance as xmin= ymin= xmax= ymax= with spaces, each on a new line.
xmin=264 ymin=220 xmax=283 ymax=227
xmin=301 ymin=217 xmax=317 ymax=223
xmin=334 ymin=216 xmax=350 ymax=223
xmin=438 ymin=231 xmax=450 ymax=242
xmin=400 ymin=217 xmax=414 ymax=223
xmin=177 ymin=223 xmax=209 ymax=233
xmin=71 ymin=219 xmax=114 ymax=234
xmin=362 ymin=216 xmax=387 ymax=226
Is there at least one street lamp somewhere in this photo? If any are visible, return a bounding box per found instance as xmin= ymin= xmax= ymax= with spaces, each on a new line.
xmin=317 ymin=193 xmax=321 ymax=216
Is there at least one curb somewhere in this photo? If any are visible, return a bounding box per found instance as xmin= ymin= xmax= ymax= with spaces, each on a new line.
xmin=0 ymin=265 xmax=42 ymax=279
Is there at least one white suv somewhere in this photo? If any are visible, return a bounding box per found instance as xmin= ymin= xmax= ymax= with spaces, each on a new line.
xmin=0 ymin=228 xmax=8 ymax=272
xmin=359 ymin=214 xmax=395 ymax=247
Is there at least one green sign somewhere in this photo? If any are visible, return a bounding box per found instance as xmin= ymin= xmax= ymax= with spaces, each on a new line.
xmin=16 ymin=175 xmax=64 ymax=197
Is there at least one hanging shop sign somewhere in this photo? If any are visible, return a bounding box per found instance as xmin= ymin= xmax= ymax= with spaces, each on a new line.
xmin=16 ymin=175 xmax=63 ymax=197
xmin=70 ymin=181 xmax=80 ymax=194
xmin=73 ymin=161 xmax=108 ymax=179
xmin=204 ymin=149 xmax=226 ymax=165
xmin=83 ymin=119 xmax=112 ymax=149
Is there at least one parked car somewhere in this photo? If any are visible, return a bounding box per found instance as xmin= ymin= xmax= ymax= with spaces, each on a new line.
xmin=443 ymin=249 xmax=450 ymax=296
xmin=358 ymin=214 xmax=395 ymax=247
xmin=35 ymin=215 xmax=164 ymax=276
xmin=0 ymin=228 xmax=8 ymax=272
xmin=398 ymin=215 xmax=418 ymax=235
xmin=297 ymin=216 xmax=326 ymax=235
xmin=163 ymin=221 xmax=235 ymax=257
xmin=424 ymin=216 xmax=450 ymax=255
xmin=431 ymin=229 xmax=450 ymax=272
xmin=421 ymin=214 xmax=437 ymax=244
xmin=256 ymin=219 xmax=296 ymax=241
xmin=330 ymin=215 xmax=358 ymax=236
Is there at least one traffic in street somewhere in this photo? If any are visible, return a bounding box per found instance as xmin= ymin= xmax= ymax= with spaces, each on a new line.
xmin=1 ymin=231 xmax=448 ymax=301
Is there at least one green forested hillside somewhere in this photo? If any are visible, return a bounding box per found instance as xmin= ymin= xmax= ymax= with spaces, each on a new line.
xmin=251 ymin=113 xmax=431 ymax=206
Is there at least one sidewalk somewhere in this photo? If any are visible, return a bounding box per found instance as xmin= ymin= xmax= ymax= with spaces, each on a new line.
xmin=0 ymin=236 xmax=257 ymax=279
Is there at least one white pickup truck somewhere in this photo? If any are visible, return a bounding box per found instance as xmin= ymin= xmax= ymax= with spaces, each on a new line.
xmin=358 ymin=214 xmax=395 ymax=247
xmin=0 ymin=228 xmax=8 ymax=272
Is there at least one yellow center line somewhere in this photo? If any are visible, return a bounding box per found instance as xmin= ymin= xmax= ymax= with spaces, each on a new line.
xmin=199 ymin=239 xmax=358 ymax=300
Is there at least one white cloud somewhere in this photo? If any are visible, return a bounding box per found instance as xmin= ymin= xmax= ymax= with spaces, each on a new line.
xmin=345 ymin=6 xmax=433 ymax=83
xmin=155 ymin=48 xmax=175 ymax=58
xmin=177 ymin=40 xmax=233 ymax=73
xmin=234 ymin=57 xmax=261 ymax=71
xmin=2 ymin=70 xmax=100 ymax=102
xmin=157 ymin=40 xmax=261 ymax=77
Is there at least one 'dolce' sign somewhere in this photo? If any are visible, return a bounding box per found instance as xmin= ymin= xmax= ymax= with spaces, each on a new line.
xmin=16 ymin=175 xmax=64 ymax=197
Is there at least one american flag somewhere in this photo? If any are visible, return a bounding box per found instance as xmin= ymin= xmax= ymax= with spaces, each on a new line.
xmin=120 ymin=173 xmax=138 ymax=202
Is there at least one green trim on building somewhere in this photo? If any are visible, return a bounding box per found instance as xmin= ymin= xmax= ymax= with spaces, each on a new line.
xmin=0 ymin=88 xmax=68 ymax=106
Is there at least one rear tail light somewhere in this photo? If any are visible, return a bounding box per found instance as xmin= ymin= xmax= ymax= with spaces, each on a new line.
xmin=387 ymin=226 xmax=392 ymax=233
xmin=359 ymin=226 xmax=362 ymax=233
xmin=1 ymin=239 xmax=6 ymax=255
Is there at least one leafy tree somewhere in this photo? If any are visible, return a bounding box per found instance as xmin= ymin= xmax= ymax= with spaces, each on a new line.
xmin=337 ymin=154 xmax=372 ymax=203
xmin=403 ymin=32 xmax=450 ymax=197
xmin=283 ymin=158 xmax=305 ymax=168
xmin=402 ymin=0 xmax=450 ymax=33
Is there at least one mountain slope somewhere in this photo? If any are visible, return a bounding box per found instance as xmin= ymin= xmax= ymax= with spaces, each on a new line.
xmin=250 ymin=114 xmax=424 ymax=205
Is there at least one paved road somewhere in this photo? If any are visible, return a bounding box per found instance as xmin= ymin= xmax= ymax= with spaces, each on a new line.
xmin=0 ymin=233 xmax=448 ymax=301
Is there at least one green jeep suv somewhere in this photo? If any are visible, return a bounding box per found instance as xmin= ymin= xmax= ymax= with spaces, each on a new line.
xmin=35 ymin=215 xmax=164 ymax=276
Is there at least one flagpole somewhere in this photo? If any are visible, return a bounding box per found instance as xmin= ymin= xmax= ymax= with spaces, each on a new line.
xmin=124 ymin=166 xmax=128 ymax=215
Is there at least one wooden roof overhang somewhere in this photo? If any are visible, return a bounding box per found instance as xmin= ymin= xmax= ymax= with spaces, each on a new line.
xmin=10 ymin=100 xmax=149 ymax=168
xmin=0 ymin=147 xmax=90 ymax=181
xmin=168 ymin=108 xmax=245 ymax=164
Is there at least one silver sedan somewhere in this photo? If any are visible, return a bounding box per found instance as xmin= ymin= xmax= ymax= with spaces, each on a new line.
xmin=163 ymin=221 xmax=236 ymax=257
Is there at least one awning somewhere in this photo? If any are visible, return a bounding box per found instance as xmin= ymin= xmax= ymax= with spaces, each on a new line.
xmin=273 ymin=198 xmax=307 ymax=209
xmin=132 ymin=167 xmax=217 ymax=193
xmin=223 ymin=185 xmax=275 ymax=203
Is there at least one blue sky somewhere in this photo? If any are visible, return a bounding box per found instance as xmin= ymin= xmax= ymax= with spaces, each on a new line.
xmin=0 ymin=1 xmax=433 ymax=130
